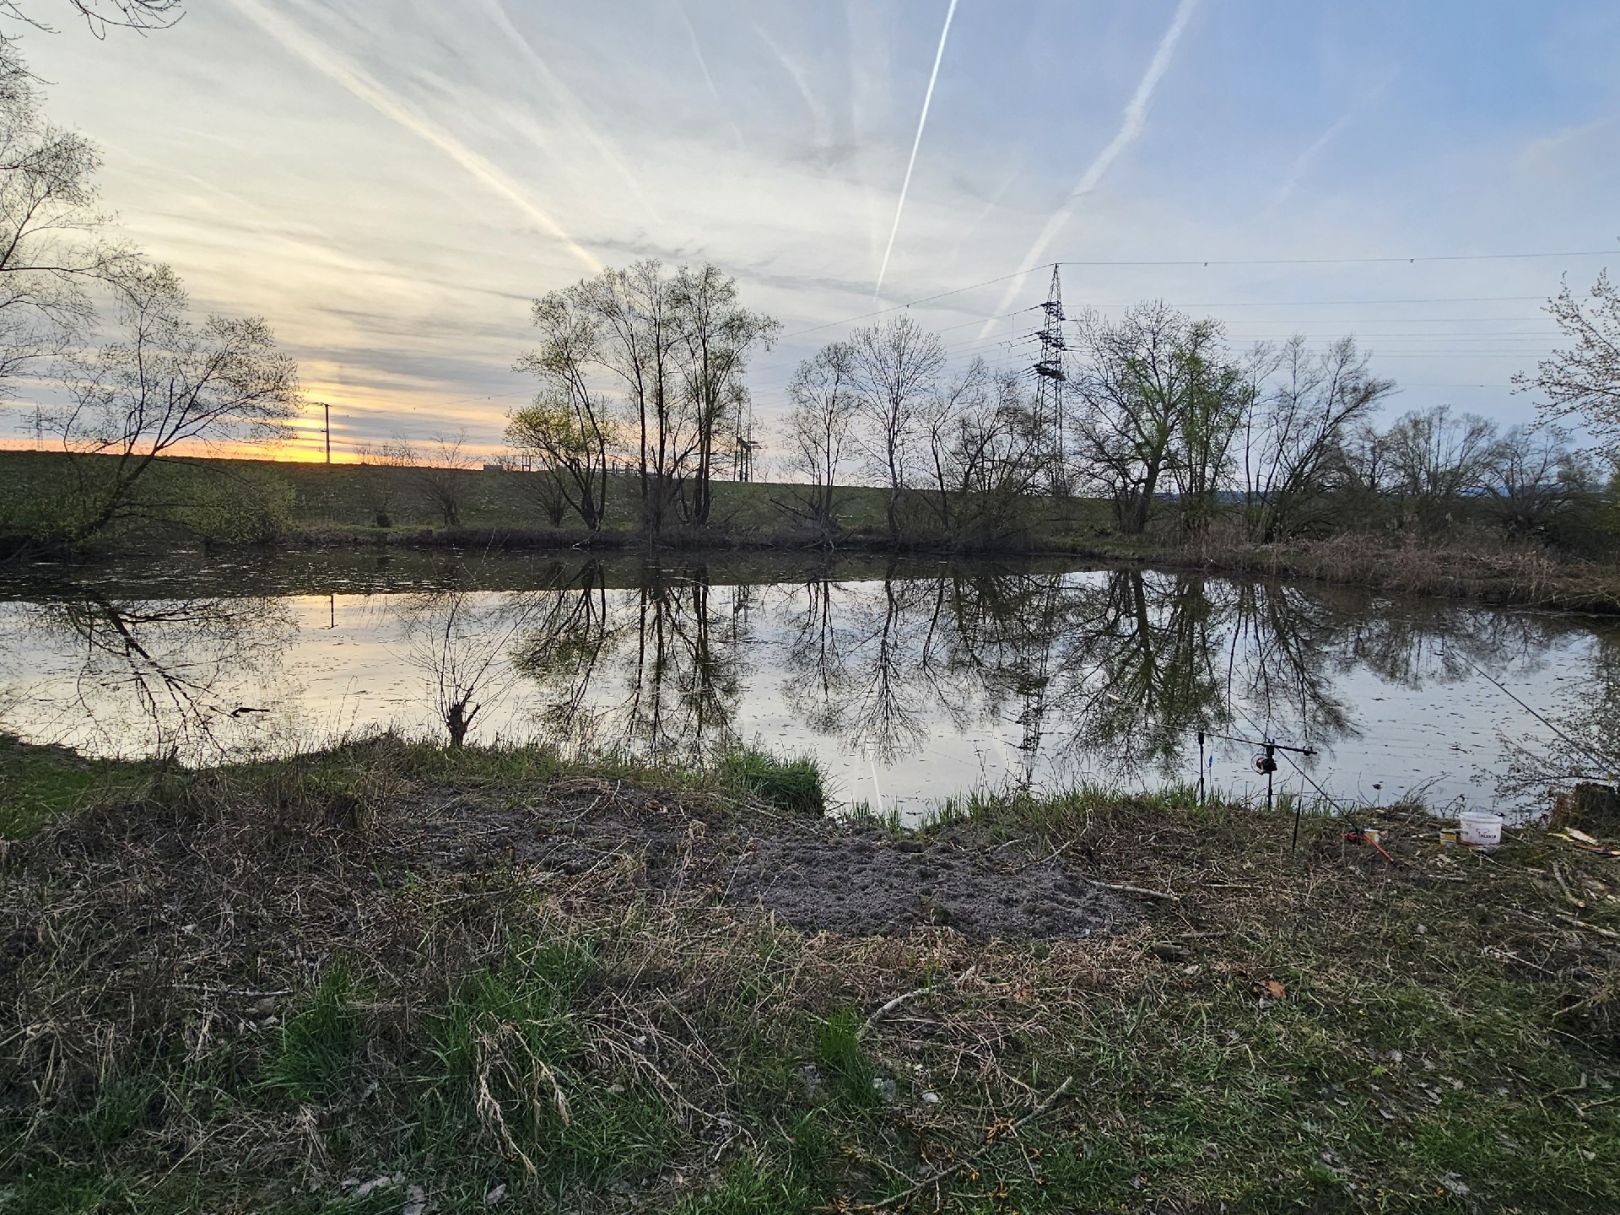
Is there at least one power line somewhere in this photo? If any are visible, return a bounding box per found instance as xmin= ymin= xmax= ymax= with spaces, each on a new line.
xmin=777 ymin=267 xmax=1041 ymax=340
xmin=771 ymin=247 xmax=1611 ymax=348
xmin=1056 ymin=248 xmax=1615 ymax=268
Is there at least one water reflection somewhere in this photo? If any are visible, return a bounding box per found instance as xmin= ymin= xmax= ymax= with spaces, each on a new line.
xmin=514 ymin=562 xmax=746 ymax=766
xmin=0 ymin=553 xmax=1609 ymax=813
xmin=10 ymin=588 xmax=295 ymax=757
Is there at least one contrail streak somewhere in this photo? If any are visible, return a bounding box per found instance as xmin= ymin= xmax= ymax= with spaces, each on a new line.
xmin=225 ymin=0 xmax=600 ymax=274
xmin=479 ymin=0 xmax=661 ymax=222
xmin=873 ymin=0 xmax=959 ymax=301
xmin=675 ymin=0 xmax=749 ymax=151
xmin=978 ymin=0 xmax=1199 ymax=336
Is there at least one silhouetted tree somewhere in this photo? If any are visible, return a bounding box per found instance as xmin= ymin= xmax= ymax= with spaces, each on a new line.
xmin=50 ymin=265 xmax=300 ymax=541
xmin=850 ymin=315 xmax=944 ymax=544
xmin=781 ymin=339 xmax=859 ymax=542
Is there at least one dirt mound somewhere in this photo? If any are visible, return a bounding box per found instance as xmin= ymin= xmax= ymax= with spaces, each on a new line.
xmin=727 ymin=830 xmax=1136 ymax=941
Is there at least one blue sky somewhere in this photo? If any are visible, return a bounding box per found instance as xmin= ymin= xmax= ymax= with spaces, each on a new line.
xmin=17 ymin=0 xmax=1620 ymax=459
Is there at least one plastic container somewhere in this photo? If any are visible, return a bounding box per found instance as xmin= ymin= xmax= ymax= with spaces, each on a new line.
xmin=1458 ymin=810 xmax=1503 ymax=849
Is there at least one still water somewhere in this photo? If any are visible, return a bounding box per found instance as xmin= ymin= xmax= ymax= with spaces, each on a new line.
xmin=2 ymin=550 xmax=1613 ymax=821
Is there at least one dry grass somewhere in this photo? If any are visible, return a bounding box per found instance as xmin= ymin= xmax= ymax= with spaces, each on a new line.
xmin=1158 ymin=528 xmax=1620 ymax=614
xmin=3 ymin=738 xmax=1619 ymax=1212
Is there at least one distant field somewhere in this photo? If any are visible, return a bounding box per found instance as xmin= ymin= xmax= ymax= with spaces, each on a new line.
xmin=0 ymin=449 xmax=1112 ymax=549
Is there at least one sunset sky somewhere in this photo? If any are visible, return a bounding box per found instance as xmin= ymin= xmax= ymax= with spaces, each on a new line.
xmin=13 ymin=0 xmax=1620 ymax=462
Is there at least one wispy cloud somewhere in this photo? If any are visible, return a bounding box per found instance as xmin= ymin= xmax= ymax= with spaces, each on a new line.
xmin=1264 ymin=74 xmax=1392 ymax=216
xmin=980 ymin=0 xmax=1199 ymax=334
xmin=674 ymin=0 xmax=748 ymax=151
xmin=223 ymin=0 xmax=601 ymax=273
xmin=753 ymin=20 xmax=829 ymax=143
xmin=476 ymin=0 xmax=660 ymax=222
xmin=873 ymin=0 xmax=960 ymax=300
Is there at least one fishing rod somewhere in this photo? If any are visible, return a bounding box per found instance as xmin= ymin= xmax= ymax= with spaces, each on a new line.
xmin=1196 ymin=729 xmax=1317 ymax=812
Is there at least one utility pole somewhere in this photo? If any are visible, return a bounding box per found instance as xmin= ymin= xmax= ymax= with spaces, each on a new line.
xmin=1032 ymin=264 xmax=1067 ymax=494
xmin=323 ymin=401 xmax=331 ymax=464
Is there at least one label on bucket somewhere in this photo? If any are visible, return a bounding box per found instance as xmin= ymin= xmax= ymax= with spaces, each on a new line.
xmin=1459 ymin=812 xmax=1503 ymax=849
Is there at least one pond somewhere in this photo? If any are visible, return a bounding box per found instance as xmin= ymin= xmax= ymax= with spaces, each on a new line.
xmin=1 ymin=549 xmax=1613 ymax=822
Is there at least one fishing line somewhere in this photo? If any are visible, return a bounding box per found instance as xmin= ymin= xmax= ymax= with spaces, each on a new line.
xmin=1441 ymin=646 xmax=1614 ymax=773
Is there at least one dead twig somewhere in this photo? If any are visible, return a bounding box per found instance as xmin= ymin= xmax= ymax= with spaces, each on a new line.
xmin=861 ymin=965 xmax=977 ymax=1036
xmin=846 ymin=1075 xmax=1075 ymax=1212
xmin=1552 ymin=862 xmax=1587 ymax=910
xmin=1553 ymin=911 xmax=1620 ymax=941
xmin=1088 ymin=879 xmax=1180 ymax=902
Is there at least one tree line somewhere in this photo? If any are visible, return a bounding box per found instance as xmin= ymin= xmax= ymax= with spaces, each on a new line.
xmin=4 ymin=0 xmax=1617 ymax=558
xmin=506 ymin=267 xmax=1619 ymax=554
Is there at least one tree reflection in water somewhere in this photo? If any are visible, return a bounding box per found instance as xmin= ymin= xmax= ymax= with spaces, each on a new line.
xmin=2 ymin=556 xmax=1598 ymax=806
xmin=8 ymin=590 xmax=295 ymax=758
xmin=513 ymin=562 xmax=747 ymax=766
xmin=507 ymin=559 xmax=1587 ymax=797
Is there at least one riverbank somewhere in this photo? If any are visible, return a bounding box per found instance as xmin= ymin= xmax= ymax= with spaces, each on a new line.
xmin=7 ymin=449 xmax=1619 ymax=617
xmin=3 ymin=736 xmax=1617 ymax=1212
xmin=1096 ymin=531 xmax=1620 ymax=616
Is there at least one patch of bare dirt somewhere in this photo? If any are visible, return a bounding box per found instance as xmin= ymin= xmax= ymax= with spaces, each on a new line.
xmin=726 ymin=831 xmax=1135 ymax=940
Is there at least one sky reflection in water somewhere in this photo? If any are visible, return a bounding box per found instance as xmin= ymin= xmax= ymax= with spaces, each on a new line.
xmin=2 ymin=554 xmax=1613 ymax=822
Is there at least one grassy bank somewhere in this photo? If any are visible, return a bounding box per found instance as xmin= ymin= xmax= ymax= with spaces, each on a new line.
xmin=7 ymin=449 xmax=1620 ymax=617
xmin=3 ymin=736 xmax=1618 ymax=1212
xmin=0 ymin=448 xmax=1108 ymax=557
xmin=1110 ymin=530 xmax=1620 ymax=616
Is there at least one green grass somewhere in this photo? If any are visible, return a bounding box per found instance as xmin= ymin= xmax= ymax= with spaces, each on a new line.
xmin=264 ymin=964 xmax=371 ymax=1105
xmin=717 ymin=744 xmax=827 ymax=815
xmin=2 ymin=738 xmax=1618 ymax=1212
xmin=0 ymin=733 xmax=149 ymax=837
xmin=0 ymin=448 xmax=1111 ymax=553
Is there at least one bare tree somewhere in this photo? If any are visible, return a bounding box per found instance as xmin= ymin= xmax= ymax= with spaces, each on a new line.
xmin=1068 ymin=303 xmax=1226 ymax=535
xmin=914 ymin=361 xmax=1044 ymax=544
xmin=780 ymin=339 xmax=858 ymax=542
xmin=1514 ymin=271 xmax=1620 ymax=458
xmin=0 ymin=37 xmax=135 ymax=404
xmin=1333 ymin=418 xmax=1398 ymax=525
xmin=379 ymin=433 xmax=476 ymax=528
xmin=351 ymin=440 xmax=400 ymax=527
xmin=850 ymin=314 xmax=944 ymax=544
xmin=1165 ymin=350 xmax=1248 ymax=539
xmin=1238 ymin=335 xmax=1394 ymax=541
xmin=399 ymin=586 xmax=540 ymax=748
xmin=511 ymin=288 xmax=614 ymax=535
xmin=1481 ymin=425 xmax=1592 ymax=539
xmin=670 ymin=262 xmax=779 ymax=525
xmin=1382 ymin=405 xmax=1498 ymax=533
xmin=1 ymin=0 xmax=182 ymax=36
xmin=48 ymin=264 xmax=300 ymax=541
xmin=581 ymin=260 xmax=688 ymax=534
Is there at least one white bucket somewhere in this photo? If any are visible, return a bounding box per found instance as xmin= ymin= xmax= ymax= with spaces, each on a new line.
xmin=1458 ymin=810 xmax=1503 ymax=849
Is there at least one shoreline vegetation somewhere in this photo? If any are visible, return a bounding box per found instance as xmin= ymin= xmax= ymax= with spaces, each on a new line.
xmin=2 ymin=733 xmax=1618 ymax=1212
xmin=4 ymin=450 xmax=1620 ymax=616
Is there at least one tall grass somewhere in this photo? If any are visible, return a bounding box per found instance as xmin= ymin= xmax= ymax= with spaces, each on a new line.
xmin=717 ymin=745 xmax=827 ymax=815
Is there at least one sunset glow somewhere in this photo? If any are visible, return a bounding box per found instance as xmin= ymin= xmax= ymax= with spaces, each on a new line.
xmin=9 ymin=1 xmax=1613 ymax=460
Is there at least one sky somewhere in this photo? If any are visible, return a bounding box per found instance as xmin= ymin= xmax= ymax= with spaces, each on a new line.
xmin=9 ymin=0 xmax=1620 ymax=462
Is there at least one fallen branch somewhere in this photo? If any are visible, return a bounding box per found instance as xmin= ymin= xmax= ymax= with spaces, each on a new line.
xmin=1088 ymin=879 xmax=1180 ymax=902
xmin=848 ymin=1075 xmax=1075 ymax=1212
xmin=1552 ymin=862 xmax=1587 ymax=910
xmin=862 ymin=965 xmax=977 ymax=1036
xmin=1554 ymin=911 xmax=1620 ymax=941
